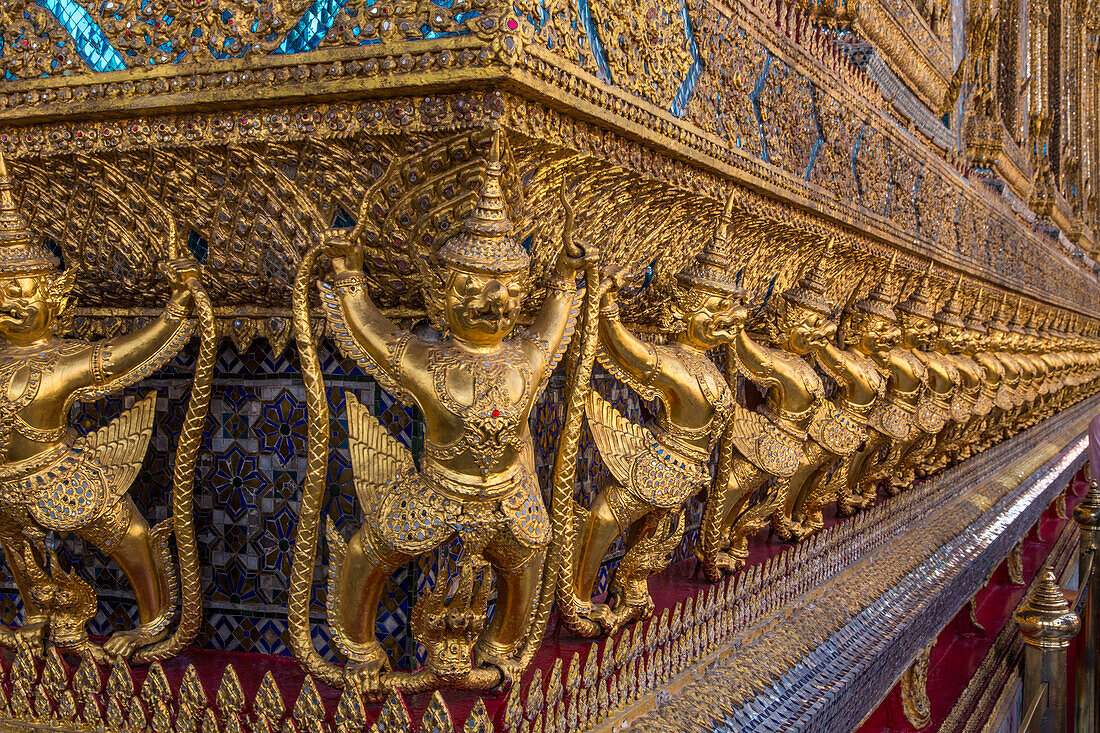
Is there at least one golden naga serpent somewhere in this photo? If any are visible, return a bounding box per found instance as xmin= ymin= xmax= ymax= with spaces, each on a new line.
xmin=69 ymin=157 xmax=210 ymax=664
xmin=698 ymin=344 xmax=740 ymax=582
xmin=134 ymin=217 xmax=212 ymax=664
xmin=288 ymin=239 xmax=346 ymax=689
xmin=550 ymin=188 xmax=608 ymax=638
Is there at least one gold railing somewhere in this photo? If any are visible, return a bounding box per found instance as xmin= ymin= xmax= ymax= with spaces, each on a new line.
xmin=1015 ymin=478 xmax=1100 ymax=733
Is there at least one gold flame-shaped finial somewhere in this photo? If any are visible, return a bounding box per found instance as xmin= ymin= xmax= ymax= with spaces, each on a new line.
xmin=782 ymin=237 xmax=835 ymax=315
xmin=934 ymin=274 xmax=966 ymax=328
xmin=853 ymin=251 xmax=899 ymax=322
xmin=896 ymin=260 xmax=936 ymax=320
xmin=964 ymin=286 xmax=987 ymax=334
xmin=0 ymin=150 xmax=59 ymax=276
xmin=676 ymin=192 xmax=748 ymax=298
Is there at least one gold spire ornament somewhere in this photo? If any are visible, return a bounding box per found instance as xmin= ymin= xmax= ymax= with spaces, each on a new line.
xmin=852 ymin=252 xmax=900 ymax=323
xmin=896 ymin=262 xmax=938 ymax=321
xmin=781 ymin=239 xmax=835 ymax=316
xmin=0 ymin=151 xmax=207 ymax=664
xmin=0 ymin=154 xmax=61 ymax=276
xmin=435 ymin=160 xmax=530 ymax=275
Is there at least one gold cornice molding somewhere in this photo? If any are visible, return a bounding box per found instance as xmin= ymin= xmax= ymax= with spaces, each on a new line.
xmin=857 ymin=0 xmax=952 ymax=111
xmin=0 ymin=0 xmax=1096 ymax=312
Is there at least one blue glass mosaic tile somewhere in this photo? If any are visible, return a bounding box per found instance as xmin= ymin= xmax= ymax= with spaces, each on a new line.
xmin=37 ymin=0 xmax=126 ymax=72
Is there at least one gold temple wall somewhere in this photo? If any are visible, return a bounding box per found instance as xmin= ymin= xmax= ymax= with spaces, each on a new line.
xmin=0 ymin=0 xmax=1099 ymax=728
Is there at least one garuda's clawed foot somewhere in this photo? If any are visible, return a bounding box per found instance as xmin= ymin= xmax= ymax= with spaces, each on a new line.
xmin=471 ymin=641 xmax=523 ymax=689
xmin=345 ymin=650 xmax=390 ymax=701
xmin=772 ymin=514 xmax=803 ymax=543
xmin=7 ymin=620 xmax=46 ymax=657
xmin=602 ymin=585 xmax=654 ymax=637
xmin=101 ymin=620 xmax=171 ymax=661
xmin=566 ymin=601 xmax=614 ymax=638
xmin=791 ymin=511 xmax=823 ymax=538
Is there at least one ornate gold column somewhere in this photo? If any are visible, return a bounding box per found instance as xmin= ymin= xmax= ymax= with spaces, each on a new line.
xmin=1015 ymin=570 xmax=1081 ymax=733
xmin=1073 ymin=481 xmax=1100 ymax=731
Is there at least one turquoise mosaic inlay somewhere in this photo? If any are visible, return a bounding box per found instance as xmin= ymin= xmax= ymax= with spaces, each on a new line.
xmin=38 ymin=0 xmax=126 ymax=72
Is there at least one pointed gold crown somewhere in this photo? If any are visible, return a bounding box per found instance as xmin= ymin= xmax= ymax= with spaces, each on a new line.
xmin=0 ymin=151 xmax=59 ymax=276
xmin=1023 ymin=304 xmax=1041 ymax=337
xmin=676 ymin=193 xmax=749 ymax=298
xmin=1056 ymin=313 xmax=1071 ymax=338
xmin=934 ymin=274 xmax=966 ymax=328
xmin=1009 ymin=299 xmax=1027 ymax=334
xmin=896 ymin=261 xmax=936 ymax=320
xmin=989 ymin=291 xmax=1012 ymax=332
xmin=1038 ymin=310 xmax=1057 ymax=339
xmin=436 ymin=153 xmax=530 ymax=276
xmin=853 ymin=251 xmax=899 ymax=322
xmin=964 ymin=287 xmax=988 ymax=334
xmin=782 ymin=238 xmax=834 ymax=315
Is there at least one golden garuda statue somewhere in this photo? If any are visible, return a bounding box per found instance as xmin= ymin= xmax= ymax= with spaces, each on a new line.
xmin=955 ymin=290 xmax=1001 ymax=461
xmin=833 ymin=254 xmax=904 ymax=514
xmin=559 ymin=194 xmax=749 ymax=637
xmin=927 ymin=277 xmax=984 ymax=472
xmin=697 ymin=243 xmax=839 ymax=578
xmin=772 ymin=244 xmax=888 ymax=540
xmin=0 ymin=152 xmax=206 ymax=663
xmin=790 ymin=252 xmax=899 ymax=530
xmin=289 ymin=150 xmax=590 ymax=698
xmin=876 ymin=264 xmax=950 ymax=493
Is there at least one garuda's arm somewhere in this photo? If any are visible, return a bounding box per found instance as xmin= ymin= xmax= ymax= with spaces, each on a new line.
xmin=65 ymin=262 xmax=198 ymax=405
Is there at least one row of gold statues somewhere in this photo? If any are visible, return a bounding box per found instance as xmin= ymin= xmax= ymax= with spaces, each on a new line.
xmin=0 ymin=148 xmax=1098 ymax=701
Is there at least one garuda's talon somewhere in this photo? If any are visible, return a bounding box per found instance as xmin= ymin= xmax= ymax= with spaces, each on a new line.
xmin=471 ymin=643 xmax=523 ymax=690
xmin=566 ymin=600 xmax=613 ymax=638
xmin=101 ymin=621 xmax=171 ymax=661
xmin=602 ymin=585 xmax=654 ymax=636
xmin=11 ymin=620 xmax=46 ymax=657
xmin=345 ymin=656 xmax=389 ymax=701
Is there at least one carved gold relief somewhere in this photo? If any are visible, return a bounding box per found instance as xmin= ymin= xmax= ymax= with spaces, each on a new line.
xmin=290 ymin=137 xmax=589 ymax=696
xmin=0 ymin=151 xmax=207 ymax=663
xmin=900 ymin=642 xmax=934 ymax=728
xmin=562 ymin=195 xmax=748 ymax=637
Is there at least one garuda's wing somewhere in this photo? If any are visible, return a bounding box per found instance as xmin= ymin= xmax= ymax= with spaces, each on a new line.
xmin=725 ymin=401 xmax=801 ymax=479
xmin=344 ymin=390 xmax=415 ymax=512
xmin=72 ymin=391 xmax=157 ymax=502
xmin=585 ymin=391 xmax=653 ymax=486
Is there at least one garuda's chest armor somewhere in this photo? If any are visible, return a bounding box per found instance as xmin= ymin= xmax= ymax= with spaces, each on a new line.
xmin=868 ymin=348 xmax=925 ymax=440
xmin=723 ymin=342 xmax=825 ymax=479
xmin=379 ymin=341 xmax=550 ymax=555
xmin=915 ymin=352 xmax=957 ymax=434
xmin=0 ymin=344 xmax=80 ymax=459
xmin=0 ymin=345 xmax=157 ymax=540
xmin=423 ymin=342 xmax=532 ymax=477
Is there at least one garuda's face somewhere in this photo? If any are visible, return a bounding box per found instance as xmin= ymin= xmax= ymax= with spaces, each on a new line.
xmin=964 ymin=329 xmax=986 ymax=352
xmin=783 ymin=303 xmax=836 ymax=355
xmin=0 ymin=276 xmax=53 ymax=346
xmin=937 ymin=324 xmax=967 ymax=352
xmin=442 ymin=268 xmax=525 ymax=347
xmin=854 ymin=314 xmax=901 ymax=355
xmin=684 ymin=290 xmax=747 ymax=348
xmin=900 ymin=314 xmax=937 ymax=350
